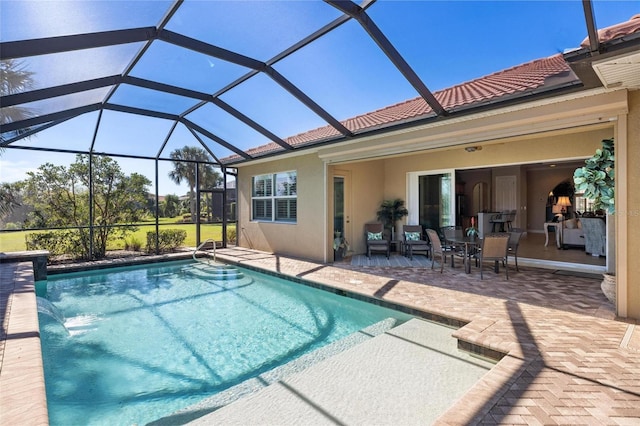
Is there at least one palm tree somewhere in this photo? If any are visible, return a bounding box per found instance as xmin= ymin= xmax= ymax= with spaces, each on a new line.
xmin=168 ymin=146 xmax=220 ymax=222
xmin=1 ymin=60 xmax=35 ymax=217
xmin=1 ymin=59 xmax=35 ymax=143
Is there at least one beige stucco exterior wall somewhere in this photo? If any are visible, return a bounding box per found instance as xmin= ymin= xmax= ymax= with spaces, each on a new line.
xmin=328 ymin=160 xmax=386 ymax=259
xmin=234 ymin=89 xmax=639 ymax=320
xmin=237 ymin=152 xmax=325 ymax=260
xmin=623 ymin=90 xmax=640 ymax=319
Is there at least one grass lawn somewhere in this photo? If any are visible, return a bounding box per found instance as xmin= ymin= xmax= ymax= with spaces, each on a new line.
xmin=0 ymin=218 xmax=236 ymax=253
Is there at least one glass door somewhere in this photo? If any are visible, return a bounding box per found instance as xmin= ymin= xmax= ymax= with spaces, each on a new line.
xmin=407 ymin=170 xmax=455 ymax=231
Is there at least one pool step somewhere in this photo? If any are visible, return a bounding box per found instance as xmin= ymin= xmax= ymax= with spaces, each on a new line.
xmin=183 ymin=263 xmax=245 ymax=281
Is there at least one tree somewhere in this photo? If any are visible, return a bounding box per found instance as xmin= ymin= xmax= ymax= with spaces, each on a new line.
xmin=1 ymin=59 xmax=35 ymax=142
xmin=160 ymin=194 xmax=180 ymax=218
xmin=168 ymin=146 xmax=220 ymax=222
xmin=22 ymin=155 xmax=151 ymax=259
xmin=1 ymin=59 xmax=35 ymax=217
xmin=376 ymin=198 xmax=409 ymax=235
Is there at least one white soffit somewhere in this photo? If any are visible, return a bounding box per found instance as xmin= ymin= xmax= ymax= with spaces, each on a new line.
xmin=593 ymin=50 xmax=640 ymax=89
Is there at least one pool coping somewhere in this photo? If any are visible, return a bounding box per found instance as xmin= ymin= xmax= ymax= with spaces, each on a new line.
xmin=3 ymin=249 xmax=639 ymax=425
xmin=0 ymin=254 xmax=500 ymax=426
xmin=0 ymin=262 xmax=49 ymax=425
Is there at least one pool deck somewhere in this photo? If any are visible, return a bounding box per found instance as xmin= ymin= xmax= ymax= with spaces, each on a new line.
xmin=2 ymin=248 xmax=640 ymax=425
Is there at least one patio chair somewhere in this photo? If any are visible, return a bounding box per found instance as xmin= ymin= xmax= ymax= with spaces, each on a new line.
xmin=402 ymin=225 xmax=430 ymax=260
xmin=364 ymin=223 xmax=390 ymax=259
xmin=440 ymin=225 xmax=464 ymax=266
xmin=506 ymin=228 xmax=524 ymax=271
xmin=478 ymin=233 xmax=510 ymax=280
xmin=426 ymin=229 xmax=454 ymax=273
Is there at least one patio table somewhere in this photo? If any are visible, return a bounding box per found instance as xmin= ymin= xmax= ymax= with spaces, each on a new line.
xmin=446 ymin=236 xmax=481 ymax=274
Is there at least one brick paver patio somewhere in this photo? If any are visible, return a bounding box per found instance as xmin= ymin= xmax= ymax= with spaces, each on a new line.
xmin=1 ymin=248 xmax=639 ymax=425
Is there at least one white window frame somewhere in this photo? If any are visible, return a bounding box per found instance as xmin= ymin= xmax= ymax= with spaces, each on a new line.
xmin=252 ymin=171 xmax=297 ymax=223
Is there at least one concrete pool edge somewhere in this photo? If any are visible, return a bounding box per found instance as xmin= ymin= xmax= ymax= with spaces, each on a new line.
xmin=149 ymin=317 xmax=407 ymax=425
xmin=0 ymin=262 xmax=49 ymax=425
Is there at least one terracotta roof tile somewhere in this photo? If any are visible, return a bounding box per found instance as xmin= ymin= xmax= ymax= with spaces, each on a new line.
xmin=228 ymin=14 xmax=640 ymax=163
xmin=581 ymin=14 xmax=640 ymax=47
xmin=235 ymin=54 xmax=571 ymax=160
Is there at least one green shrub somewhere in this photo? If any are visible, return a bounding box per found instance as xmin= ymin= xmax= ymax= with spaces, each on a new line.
xmin=145 ymin=229 xmax=187 ymax=253
xmin=227 ymin=228 xmax=237 ymax=243
xmin=124 ymin=236 xmax=142 ymax=251
xmin=25 ymin=230 xmax=86 ymax=259
xmin=3 ymin=222 xmax=22 ymax=230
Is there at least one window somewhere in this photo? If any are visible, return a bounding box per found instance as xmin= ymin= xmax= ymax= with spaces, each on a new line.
xmin=252 ymin=171 xmax=297 ymax=222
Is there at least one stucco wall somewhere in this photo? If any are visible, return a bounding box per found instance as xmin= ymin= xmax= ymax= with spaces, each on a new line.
xmin=328 ymin=160 xmax=386 ymax=258
xmin=624 ymin=90 xmax=640 ymax=318
xmin=237 ymin=153 xmax=325 ymax=261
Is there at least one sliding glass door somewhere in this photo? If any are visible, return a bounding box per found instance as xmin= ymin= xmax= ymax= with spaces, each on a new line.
xmin=407 ymin=170 xmax=455 ymax=230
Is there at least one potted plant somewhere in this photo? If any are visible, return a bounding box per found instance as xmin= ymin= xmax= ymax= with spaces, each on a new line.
xmin=573 ymin=138 xmax=615 ymax=214
xmin=333 ymin=231 xmax=350 ymax=261
xmin=376 ymin=198 xmax=409 ymax=241
xmin=465 ymin=217 xmax=479 ymax=241
xmin=573 ymin=137 xmax=615 ymax=303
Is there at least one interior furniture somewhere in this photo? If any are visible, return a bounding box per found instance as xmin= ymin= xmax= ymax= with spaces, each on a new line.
xmin=477 ymin=233 xmax=510 ymax=280
xmin=426 ymin=229 xmax=454 ymax=273
xmin=507 ymin=228 xmax=524 ymax=271
xmin=580 ymin=217 xmax=606 ymax=257
xmin=402 ymin=225 xmax=430 ymax=260
xmin=561 ymin=218 xmax=585 ymax=248
xmin=489 ymin=210 xmax=515 ymax=232
xmin=364 ymin=223 xmax=390 ymax=259
xmin=477 ymin=212 xmax=499 ymax=239
xmin=444 ymin=234 xmax=480 ymax=274
xmin=543 ymin=222 xmax=562 ymax=248
xmin=440 ymin=226 xmax=464 ymax=266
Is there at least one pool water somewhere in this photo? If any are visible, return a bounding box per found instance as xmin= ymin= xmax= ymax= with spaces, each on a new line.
xmin=38 ymin=260 xmax=413 ymax=425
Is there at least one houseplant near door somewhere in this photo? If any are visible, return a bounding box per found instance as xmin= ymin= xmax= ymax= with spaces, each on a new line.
xmin=573 ymin=138 xmax=615 ymax=303
xmin=376 ymin=198 xmax=409 ymax=241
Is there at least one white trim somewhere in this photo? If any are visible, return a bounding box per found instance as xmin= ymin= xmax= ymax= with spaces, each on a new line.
xmin=323 ymin=161 xmax=328 ymax=263
xmin=232 ymin=88 xmax=627 ymax=168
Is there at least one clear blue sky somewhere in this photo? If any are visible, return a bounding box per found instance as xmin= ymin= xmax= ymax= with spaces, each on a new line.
xmin=1 ymin=0 xmax=638 ymax=196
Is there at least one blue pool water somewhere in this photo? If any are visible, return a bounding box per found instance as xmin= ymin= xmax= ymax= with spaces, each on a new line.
xmin=38 ymin=260 xmax=412 ymax=425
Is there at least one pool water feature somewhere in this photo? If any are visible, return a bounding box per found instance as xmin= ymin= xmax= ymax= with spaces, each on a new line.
xmin=38 ymin=260 xmax=413 ymax=425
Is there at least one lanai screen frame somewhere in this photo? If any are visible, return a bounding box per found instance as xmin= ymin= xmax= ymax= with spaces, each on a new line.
xmin=0 ymin=0 xmax=620 ymax=256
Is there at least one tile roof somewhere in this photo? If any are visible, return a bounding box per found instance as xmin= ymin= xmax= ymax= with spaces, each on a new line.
xmin=233 ymin=54 xmax=573 ymax=160
xmin=227 ymin=14 xmax=640 ymax=163
xmin=581 ymin=13 xmax=640 ymax=47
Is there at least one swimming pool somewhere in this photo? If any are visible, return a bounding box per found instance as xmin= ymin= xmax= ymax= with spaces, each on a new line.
xmin=37 ymin=260 xmax=413 ymax=425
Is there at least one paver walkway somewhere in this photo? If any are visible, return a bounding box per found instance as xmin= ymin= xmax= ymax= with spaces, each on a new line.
xmin=210 ymin=248 xmax=640 ymax=425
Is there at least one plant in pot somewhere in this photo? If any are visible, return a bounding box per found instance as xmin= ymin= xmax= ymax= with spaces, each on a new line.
xmin=465 ymin=216 xmax=479 ymax=241
xmin=573 ymin=137 xmax=615 ymax=303
xmin=333 ymin=231 xmax=350 ymax=261
xmin=376 ymin=198 xmax=409 ymax=241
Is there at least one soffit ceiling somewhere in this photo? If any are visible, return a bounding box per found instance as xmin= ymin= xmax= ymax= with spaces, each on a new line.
xmin=1 ymin=0 xmax=638 ymax=166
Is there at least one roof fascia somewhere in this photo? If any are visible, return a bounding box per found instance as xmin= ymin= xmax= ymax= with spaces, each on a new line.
xmin=229 ymin=87 xmax=625 ymax=167
xmin=225 ymin=81 xmax=586 ymax=165
xmin=316 ymin=88 xmax=627 ymax=164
